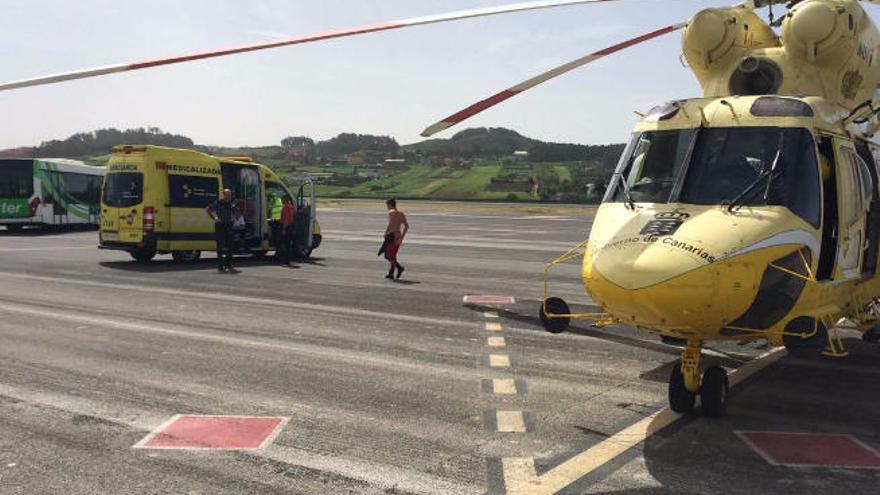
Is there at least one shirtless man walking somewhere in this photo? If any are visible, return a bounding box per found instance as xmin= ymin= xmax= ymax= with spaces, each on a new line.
xmin=383 ymin=198 xmax=409 ymax=279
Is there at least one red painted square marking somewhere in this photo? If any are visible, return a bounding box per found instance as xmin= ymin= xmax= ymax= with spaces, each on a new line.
xmin=737 ymin=431 xmax=880 ymax=469
xmin=134 ymin=415 xmax=288 ymax=450
xmin=463 ymin=295 xmax=516 ymax=305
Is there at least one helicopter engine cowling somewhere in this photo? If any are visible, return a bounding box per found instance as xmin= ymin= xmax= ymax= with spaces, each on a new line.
xmin=782 ymin=0 xmax=859 ymax=65
xmin=683 ymin=7 xmax=778 ymax=96
xmin=779 ymin=0 xmax=880 ymax=106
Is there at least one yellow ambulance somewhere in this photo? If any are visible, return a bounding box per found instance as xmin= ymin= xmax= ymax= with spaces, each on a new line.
xmin=99 ymin=145 xmax=321 ymax=262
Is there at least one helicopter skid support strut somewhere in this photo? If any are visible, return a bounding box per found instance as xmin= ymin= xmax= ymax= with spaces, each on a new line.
xmin=680 ymin=339 xmax=702 ymax=393
xmin=540 ymin=240 xmax=612 ymax=333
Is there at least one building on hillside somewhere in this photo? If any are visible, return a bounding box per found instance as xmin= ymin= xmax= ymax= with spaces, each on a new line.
xmin=346 ymin=150 xmax=387 ymax=166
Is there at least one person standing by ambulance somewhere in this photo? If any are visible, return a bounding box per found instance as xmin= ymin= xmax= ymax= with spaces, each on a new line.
xmin=279 ymin=194 xmax=296 ymax=265
xmin=207 ymin=189 xmax=236 ymax=272
xmin=268 ymin=193 xmax=283 ymax=258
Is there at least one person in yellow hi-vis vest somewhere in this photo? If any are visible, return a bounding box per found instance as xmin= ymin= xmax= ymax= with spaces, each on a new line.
xmin=268 ymin=193 xmax=284 ymax=257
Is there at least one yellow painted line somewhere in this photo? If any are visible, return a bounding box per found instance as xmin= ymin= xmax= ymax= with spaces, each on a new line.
xmin=488 ymin=336 xmax=506 ymax=348
xmin=492 ymin=378 xmax=518 ymax=395
xmin=485 ymin=311 xmax=500 ymax=319
xmin=486 ymin=322 xmax=503 ymax=332
xmin=496 ymin=411 xmax=527 ymax=433
xmin=502 ymin=348 xmax=787 ymax=494
xmin=489 ymin=354 xmax=511 ymax=368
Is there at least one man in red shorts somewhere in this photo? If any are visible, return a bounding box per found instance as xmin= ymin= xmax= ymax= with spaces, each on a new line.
xmin=382 ymin=198 xmax=409 ymax=279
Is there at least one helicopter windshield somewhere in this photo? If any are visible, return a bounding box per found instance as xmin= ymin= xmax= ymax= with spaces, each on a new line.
xmin=606 ymin=127 xmax=821 ymax=227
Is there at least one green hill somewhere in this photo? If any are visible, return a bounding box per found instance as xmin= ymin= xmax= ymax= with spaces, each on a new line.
xmin=5 ymin=126 xmax=624 ymax=204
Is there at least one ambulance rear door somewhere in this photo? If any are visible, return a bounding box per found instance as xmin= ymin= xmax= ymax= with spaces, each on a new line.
xmin=166 ymin=167 xmax=219 ymax=250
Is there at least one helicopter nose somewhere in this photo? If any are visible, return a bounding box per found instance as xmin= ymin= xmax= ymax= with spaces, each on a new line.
xmin=582 ymin=241 xmax=769 ymax=334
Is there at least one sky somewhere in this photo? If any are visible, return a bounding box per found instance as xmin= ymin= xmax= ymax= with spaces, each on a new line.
xmin=0 ymin=0 xmax=865 ymax=149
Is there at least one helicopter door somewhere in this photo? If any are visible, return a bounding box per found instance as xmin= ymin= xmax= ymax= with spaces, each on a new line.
xmin=854 ymin=141 xmax=880 ymax=277
xmin=835 ymin=145 xmax=871 ymax=280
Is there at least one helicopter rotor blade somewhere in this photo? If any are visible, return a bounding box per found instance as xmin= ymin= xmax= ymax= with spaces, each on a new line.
xmin=420 ymin=22 xmax=686 ymax=137
xmin=0 ymin=0 xmax=621 ymax=92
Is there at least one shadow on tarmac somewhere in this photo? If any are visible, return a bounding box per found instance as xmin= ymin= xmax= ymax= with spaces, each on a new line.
xmin=543 ymin=340 xmax=880 ymax=494
xmin=0 ymin=225 xmax=98 ymax=237
xmin=99 ymin=256 xmax=306 ymax=273
xmin=635 ymin=340 xmax=880 ymax=495
xmin=464 ymin=302 xmax=750 ymax=364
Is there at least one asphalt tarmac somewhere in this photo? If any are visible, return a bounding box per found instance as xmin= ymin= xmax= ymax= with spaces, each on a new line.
xmin=0 ymin=205 xmax=877 ymax=494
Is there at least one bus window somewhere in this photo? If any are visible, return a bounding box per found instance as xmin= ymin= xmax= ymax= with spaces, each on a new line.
xmin=103 ymin=173 xmax=143 ymax=207
xmin=0 ymin=161 xmax=34 ymax=198
xmin=57 ymin=172 xmax=94 ymax=204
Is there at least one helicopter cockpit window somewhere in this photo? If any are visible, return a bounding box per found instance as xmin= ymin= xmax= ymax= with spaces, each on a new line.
xmin=608 ymin=129 xmax=695 ymax=203
xmin=604 ymin=127 xmax=821 ymax=227
xmin=679 ymin=127 xmax=821 ymax=227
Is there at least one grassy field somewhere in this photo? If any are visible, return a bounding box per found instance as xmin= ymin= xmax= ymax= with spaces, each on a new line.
xmin=311 ymin=162 xmax=546 ymax=201
xmin=72 ymin=152 xmax=596 ymax=204
xmin=318 ymin=198 xmax=598 ymax=216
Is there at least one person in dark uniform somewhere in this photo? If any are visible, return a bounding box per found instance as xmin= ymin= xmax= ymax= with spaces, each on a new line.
xmin=279 ymin=194 xmax=296 ymax=265
xmin=206 ymin=189 xmax=236 ymax=272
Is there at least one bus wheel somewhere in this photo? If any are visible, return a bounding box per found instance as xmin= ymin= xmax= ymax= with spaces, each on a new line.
xmin=171 ymin=250 xmax=201 ymax=263
xmin=252 ymin=250 xmax=268 ymax=260
xmin=5 ymin=225 xmax=23 ymax=233
xmin=130 ymin=248 xmax=157 ymax=263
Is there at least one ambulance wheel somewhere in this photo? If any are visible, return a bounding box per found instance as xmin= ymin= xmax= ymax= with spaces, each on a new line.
xmin=700 ymin=366 xmax=729 ymax=418
xmin=5 ymin=225 xmax=23 ymax=233
xmin=129 ymin=248 xmax=156 ymax=263
xmin=668 ymin=362 xmax=696 ymax=414
xmin=863 ymin=326 xmax=880 ymax=343
xmin=171 ymin=250 xmax=201 ymax=263
xmin=540 ymin=297 xmax=570 ymax=334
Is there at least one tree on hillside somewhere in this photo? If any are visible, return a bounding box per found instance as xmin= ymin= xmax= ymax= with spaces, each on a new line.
xmin=317 ymin=133 xmax=399 ymax=157
xmin=281 ymin=136 xmax=317 ymax=163
xmin=281 ymin=136 xmax=315 ymax=149
xmin=403 ymin=126 xmax=625 ymax=166
xmin=34 ymin=127 xmax=194 ymax=157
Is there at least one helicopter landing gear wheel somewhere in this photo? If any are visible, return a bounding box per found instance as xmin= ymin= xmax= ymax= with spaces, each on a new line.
xmin=668 ymin=339 xmax=702 ymax=414
xmin=661 ymin=335 xmax=687 ymax=346
xmin=700 ymin=366 xmax=729 ymax=418
xmin=783 ymin=317 xmax=828 ymax=358
xmin=668 ymin=362 xmax=696 ymax=414
xmin=540 ymin=297 xmax=570 ymax=334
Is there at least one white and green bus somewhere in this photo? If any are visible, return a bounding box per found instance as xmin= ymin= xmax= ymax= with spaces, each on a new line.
xmin=0 ymin=158 xmax=105 ymax=232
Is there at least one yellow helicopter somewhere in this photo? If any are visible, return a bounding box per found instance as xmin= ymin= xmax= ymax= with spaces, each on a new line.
xmin=4 ymin=0 xmax=880 ymax=418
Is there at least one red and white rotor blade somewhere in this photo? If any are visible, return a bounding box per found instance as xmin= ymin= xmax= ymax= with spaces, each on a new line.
xmin=0 ymin=0 xmax=619 ymax=92
xmin=421 ymin=22 xmax=686 ymax=137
